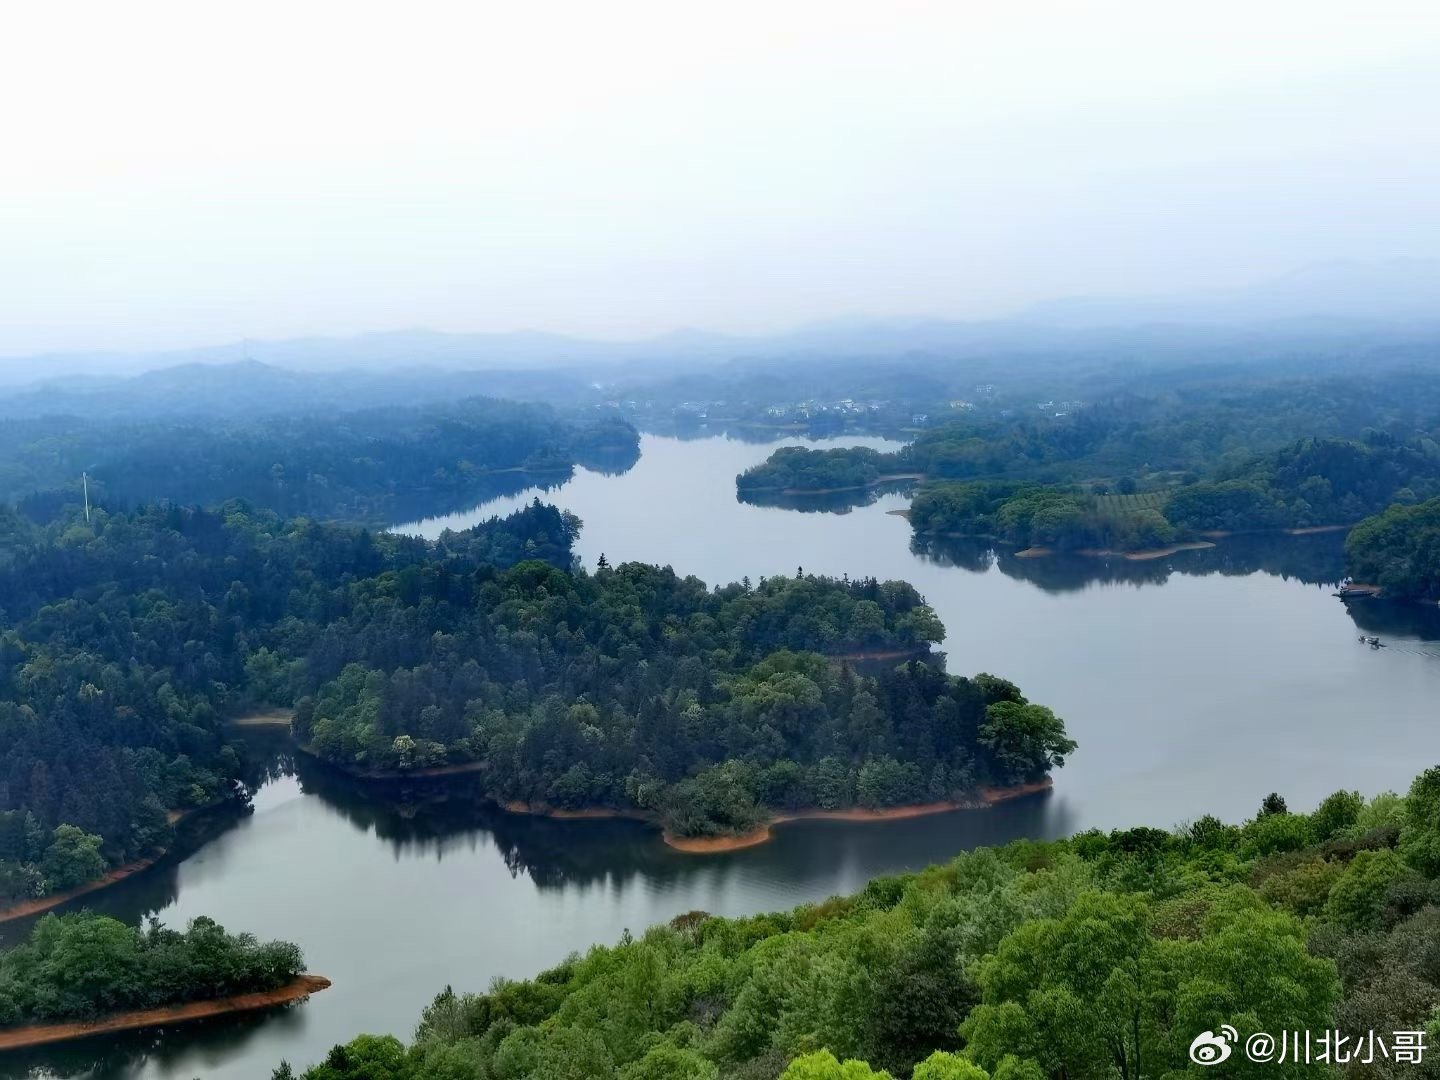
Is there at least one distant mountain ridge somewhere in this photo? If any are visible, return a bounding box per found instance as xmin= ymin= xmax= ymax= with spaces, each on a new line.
xmin=1018 ymin=258 xmax=1440 ymax=328
xmin=0 ymin=361 xmax=597 ymax=421
xmin=2 ymin=259 xmax=1438 ymax=396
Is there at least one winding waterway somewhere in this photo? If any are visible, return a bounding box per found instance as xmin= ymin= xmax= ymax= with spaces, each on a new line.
xmin=6 ymin=432 xmax=1440 ymax=1080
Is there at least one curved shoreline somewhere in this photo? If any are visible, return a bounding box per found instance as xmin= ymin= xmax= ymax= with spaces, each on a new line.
xmin=0 ymin=801 xmax=232 ymax=925
xmin=227 ymin=709 xmax=295 ymax=728
xmin=1081 ymin=540 xmax=1217 ymax=561
xmin=0 ymin=974 xmax=332 ymax=1051
xmin=739 ymin=473 xmax=927 ymax=498
xmin=664 ymin=779 xmax=1054 ymax=854
xmin=500 ymin=800 xmax=650 ymax=822
xmin=912 ymin=521 xmax=1351 ymax=560
xmin=294 ymin=743 xmax=490 ymax=781
xmin=0 ymin=856 xmax=167 ymax=925
xmin=776 ymin=473 xmax=926 ymax=496
xmin=294 ymin=746 xmax=1056 ymax=856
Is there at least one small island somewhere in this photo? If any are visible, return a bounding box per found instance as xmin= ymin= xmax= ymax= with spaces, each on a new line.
xmin=736 ymin=445 xmax=921 ymax=495
xmin=0 ymin=912 xmax=325 ymax=1050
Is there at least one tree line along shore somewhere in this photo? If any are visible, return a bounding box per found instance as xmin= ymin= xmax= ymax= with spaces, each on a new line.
xmin=736 ymin=426 xmax=1440 ymax=583
xmin=0 ymin=912 xmax=323 ymax=1051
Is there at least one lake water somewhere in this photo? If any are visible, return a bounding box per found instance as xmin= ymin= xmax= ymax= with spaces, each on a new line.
xmin=8 ymin=432 xmax=1440 ymax=1080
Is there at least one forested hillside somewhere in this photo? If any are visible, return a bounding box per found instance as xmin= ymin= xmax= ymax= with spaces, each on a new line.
xmin=0 ymin=501 xmax=579 ymax=904
xmin=738 ymin=377 xmax=1440 ymax=552
xmin=1166 ymin=435 xmax=1440 ymax=532
xmin=903 ymin=434 xmax=1440 ymax=552
xmin=1346 ymin=498 xmax=1440 ymax=599
xmin=737 ymin=448 xmax=894 ymax=494
xmin=279 ymin=769 xmax=1440 ymax=1080
xmin=0 ymin=498 xmax=1069 ymax=900
xmin=907 ymin=482 xmax=1176 ymax=553
xmin=0 ymin=397 xmax=638 ymax=526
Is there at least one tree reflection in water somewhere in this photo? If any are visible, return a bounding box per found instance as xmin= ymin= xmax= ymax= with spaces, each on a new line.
xmin=912 ymin=530 xmax=1351 ymax=594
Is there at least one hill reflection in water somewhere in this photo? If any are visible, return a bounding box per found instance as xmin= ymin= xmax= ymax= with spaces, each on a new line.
xmin=912 ymin=530 xmax=1350 ymax=594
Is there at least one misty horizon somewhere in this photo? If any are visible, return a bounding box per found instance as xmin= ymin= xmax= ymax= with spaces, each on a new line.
xmin=5 ymin=0 xmax=1440 ymax=363
xmin=3 ymin=255 xmax=1440 ymax=385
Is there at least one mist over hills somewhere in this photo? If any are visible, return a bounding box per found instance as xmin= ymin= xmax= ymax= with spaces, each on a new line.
xmin=1018 ymin=258 xmax=1440 ymax=328
xmin=2 ymin=259 xmax=1437 ymax=415
xmin=0 ymin=361 xmax=601 ymax=421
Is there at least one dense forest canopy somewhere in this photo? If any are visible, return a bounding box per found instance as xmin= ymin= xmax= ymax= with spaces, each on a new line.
xmin=277 ymin=767 xmax=1440 ymax=1080
xmin=0 ymin=500 xmax=579 ymax=903
xmin=618 ymin=342 xmax=1440 ymax=437
xmin=1346 ymin=498 xmax=1440 ymax=599
xmin=734 ymin=363 xmax=1440 ymax=550
xmin=754 ymin=428 xmax=1440 ymax=553
xmin=736 ymin=448 xmax=894 ymax=494
xmin=894 ymin=372 xmax=1440 ymax=485
xmin=0 ymin=495 xmax=1069 ymax=901
xmin=0 ymin=397 xmax=638 ymax=526
xmin=289 ymin=561 xmax=1070 ymax=837
xmin=907 ymin=482 xmax=1176 ymax=553
xmin=0 ymin=912 xmax=304 ymax=1025
xmin=11 ymin=354 xmax=1440 ymax=1076
xmin=1166 ymin=434 xmax=1440 ymax=532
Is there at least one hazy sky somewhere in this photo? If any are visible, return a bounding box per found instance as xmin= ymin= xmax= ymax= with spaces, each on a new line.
xmin=4 ymin=0 xmax=1439 ymax=356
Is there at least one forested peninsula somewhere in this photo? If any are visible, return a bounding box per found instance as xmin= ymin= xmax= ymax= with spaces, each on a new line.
xmin=0 ymin=495 xmax=1072 ymax=906
xmin=0 ymin=397 xmax=639 ymax=526
xmin=291 ymin=562 xmax=1072 ymax=842
xmin=741 ymin=424 xmax=1440 ymax=556
xmin=1345 ymin=497 xmax=1440 ymax=600
xmin=276 ymin=768 xmax=1440 ymax=1080
xmin=0 ymin=500 xmax=581 ymax=907
xmin=736 ymin=447 xmax=918 ymax=495
xmin=0 ymin=912 xmax=317 ymax=1049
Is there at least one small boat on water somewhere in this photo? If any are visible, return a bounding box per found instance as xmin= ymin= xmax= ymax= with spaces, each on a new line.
xmin=1360 ymin=635 xmax=1386 ymax=648
xmin=1336 ymin=584 xmax=1381 ymax=599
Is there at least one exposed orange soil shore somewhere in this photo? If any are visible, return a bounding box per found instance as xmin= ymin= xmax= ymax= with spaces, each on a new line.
xmin=914 ymin=520 xmax=1349 ymax=557
xmin=298 ymin=746 xmax=1055 ymax=856
xmin=501 ymin=800 xmax=650 ymax=822
xmin=663 ymin=779 xmax=1054 ymax=854
xmin=0 ymin=858 xmax=166 ymax=924
xmin=228 ymin=709 xmax=296 ymax=728
xmin=663 ymin=828 xmax=774 ymax=853
xmin=1199 ymin=524 xmax=1350 ymax=539
xmin=1018 ymin=541 xmax=1216 ymax=561
xmin=0 ymin=802 xmax=230 ymax=925
xmin=1337 ymin=582 xmax=1382 ymax=596
xmin=0 ymin=975 xmax=332 ymax=1051
xmin=775 ymin=473 xmax=926 ymax=496
xmin=1082 ymin=540 xmax=1217 ymax=561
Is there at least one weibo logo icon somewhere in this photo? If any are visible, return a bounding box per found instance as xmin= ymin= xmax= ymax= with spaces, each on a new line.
xmin=1189 ymin=1026 xmax=1239 ymax=1065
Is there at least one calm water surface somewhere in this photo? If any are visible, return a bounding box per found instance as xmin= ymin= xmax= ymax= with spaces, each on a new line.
xmin=8 ymin=432 xmax=1440 ymax=1079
